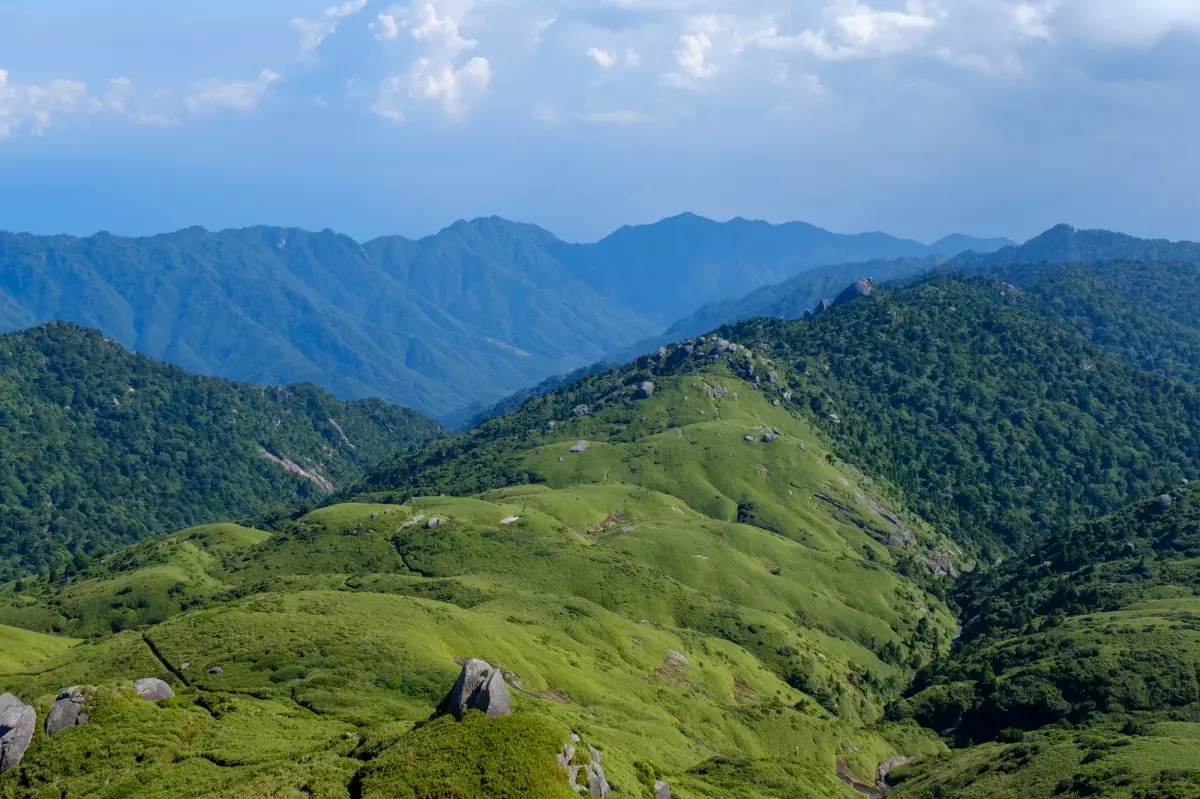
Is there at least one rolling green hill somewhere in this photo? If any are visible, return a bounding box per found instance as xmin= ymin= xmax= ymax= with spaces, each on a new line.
xmin=0 ymin=323 xmax=439 ymax=580
xmin=0 ymin=362 xmax=957 ymax=798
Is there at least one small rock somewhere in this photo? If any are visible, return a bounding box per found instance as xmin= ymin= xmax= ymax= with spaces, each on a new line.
xmin=1 ymin=694 xmax=36 ymax=772
xmin=558 ymin=456 xmax=566 ymax=463
xmin=768 ymin=371 xmax=779 ymax=385
xmin=209 ymin=666 xmax=224 ymax=675
xmin=619 ymin=526 xmax=634 ymax=534
xmin=665 ymin=650 xmax=690 ymax=668
xmin=635 ymin=381 xmax=655 ymax=400
xmin=570 ymin=441 xmax=590 ymax=453
xmin=772 ymin=399 xmax=781 ymax=406
xmin=370 ymin=513 xmax=379 ymax=519
xmin=745 ymin=436 xmax=756 ymax=443
xmin=134 ymin=678 xmax=174 ymax=702
xmin=425 ymin=518 xmax=441 ymax=529
xmin=763 ymin=434 xmax=777 ymax=443
xmin=655 ymin=780 xmax=672 ymax=799
xmin=571 ymin=733 xmax=581 ymax=743
xmin=1160 ymin=494 xmax=1174 ymax=509
xmin=179 ymin=662 xmax=189 ymax=671
xmin=500 ymin=515 xmax=520 ymax=525
xmin=44 ymin=687 xmax=87 ymax=738
xmin=827 ymin=412 xmax=841 ymax=424
xmin=771 ymin=427 xmax=780 ymax=435
xmin=571 ymin=405 xmax=590 ymax=418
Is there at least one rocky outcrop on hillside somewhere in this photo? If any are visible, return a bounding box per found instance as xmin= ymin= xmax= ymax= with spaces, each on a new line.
xmin=441 ymin=659 xmax=512 ymax=720
xmin=0 ymin=693 xmax=35 ymax=774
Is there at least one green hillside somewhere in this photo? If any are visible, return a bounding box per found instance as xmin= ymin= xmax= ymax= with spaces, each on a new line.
xmin=8 ymin=271 xmax=1200 ymax=797
xmin=887 ymin=484 xmax=1200 ymax=799
xmin=0 ymin=365 xmax=956 ymax=798
xmin=0 ymin=323 xmax=439 ymax=580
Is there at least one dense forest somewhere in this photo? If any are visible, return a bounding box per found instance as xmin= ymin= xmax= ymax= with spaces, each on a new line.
xmin=0 ymin=323 xmax=439 ymax=580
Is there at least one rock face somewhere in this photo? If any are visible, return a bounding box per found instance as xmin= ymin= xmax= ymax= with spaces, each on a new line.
xmin=45 ymin=687 xmax=89 ymax=738
xmin=0 ymin=693 xmax=35 ymax=774
xmin=1160 ymin=494 xmax=1174 ymax=509
xmin=654 ymin=779 xmax=672 ymax=799
xmin=443 ymin=659 xmax=512 ymax=720
xmin=134 ymin=678 xmax=175 ymax=701
xmin=634 ymin=381 xmax=655 ymax=399
xmin=570 ymin=441 xmax=590 ymax=453
xmin=833 ymin=277 xmax=878 ymax=307
xmin=571 ymin=405 xmax=590 ymax=418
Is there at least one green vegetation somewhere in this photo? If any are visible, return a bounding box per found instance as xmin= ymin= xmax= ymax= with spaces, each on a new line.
xmin=0 ymin=367 xmax=953 ymax=798
xmin=11 ymin=262 xmax=1200 ymax=797
xmin=0 ymin=323 xmax=439 ymax=580
xmin=713 ymin=276 xmax=1200 ymax=555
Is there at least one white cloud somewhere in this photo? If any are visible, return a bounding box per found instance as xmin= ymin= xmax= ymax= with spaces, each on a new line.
xmin=786 ymin=0 xmax=943 ymax=61
xmin=371 ymin=13 xmax=402 ymax=40
xmin=1050 ymin=0 xmax=1200 ymax=46
xmin=533 ymin=100 xmax=561 ymax=123
xmin=292 ymin=0 xmax=370 ymax=57
xmin=574 ymin=109 xmax=648 ymax=125
xmin=665 ymin=30 xmax=718 ymax=88
xmin=533 ymin=16 xmax=557 ymax=44
xmin=0 ymin=69 xmax=105 ymax=139
xmin=587 ymin=47 xmax=617 ymax=68
xmin=625 ymin=49 xmax=642 ymax=67
xmin=186 ymin=70 xmax=280 ymax=113
xmin=132 ymin=111 xmax=182 ymax=127
xmin=410 ymin=3 xmax=478 ymax=57
xmin=374 ymin=55 xmax=491 ymax=121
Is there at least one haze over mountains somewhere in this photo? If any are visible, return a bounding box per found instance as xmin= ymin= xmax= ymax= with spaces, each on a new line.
xmin=0 ymin=215 xmax=1012 ymax=420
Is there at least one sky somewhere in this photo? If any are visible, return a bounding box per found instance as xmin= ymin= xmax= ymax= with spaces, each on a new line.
xmin=1 ymin=0 xmax=1199 ymax=245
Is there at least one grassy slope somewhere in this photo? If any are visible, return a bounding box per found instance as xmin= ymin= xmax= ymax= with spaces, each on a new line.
xmin=0 ymin=368 xmax=954 ymax=798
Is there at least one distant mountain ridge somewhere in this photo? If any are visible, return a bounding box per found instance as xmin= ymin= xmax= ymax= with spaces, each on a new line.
xmin=0 ymin=215 xmax=1011 ymax=418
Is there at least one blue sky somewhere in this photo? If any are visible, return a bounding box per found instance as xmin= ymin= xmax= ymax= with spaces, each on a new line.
xmin=1 ymin=0 xmax=1198 ymax=244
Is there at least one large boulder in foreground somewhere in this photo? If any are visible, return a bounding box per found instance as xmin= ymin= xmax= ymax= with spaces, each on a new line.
xmin=442 ymin=659 xmax=512 ymax=720
xmin=45 ymin=687 xmax=89 ymax=738
xmin=0 ymin=693 xmax=35 ymax=774
xmin=134 ymin=678 xmax=175 ymax=701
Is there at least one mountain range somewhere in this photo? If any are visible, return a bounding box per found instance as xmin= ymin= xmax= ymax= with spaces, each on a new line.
xmin=6 ymin=259 xmax=1200 ymax=797
xmin=0 ymin=215 xmax=1012 ymax=420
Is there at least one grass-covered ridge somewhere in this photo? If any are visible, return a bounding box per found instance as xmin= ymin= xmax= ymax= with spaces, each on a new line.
xmin=0 ymin=322 xmax=440 ymax=580
xmin=0 ymin=366 xmax=954 ymax=798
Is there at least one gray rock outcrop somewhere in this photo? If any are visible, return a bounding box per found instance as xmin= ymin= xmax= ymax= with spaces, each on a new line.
xmin=1160 ymin=494 xmax=1174 ymax=509
xmin=654 ymin=779 xmax=671 ymax=799
xmin=133 ymin=678 xmax=174 ymax=701
xmin=584 ymin=745 xmax=610 ymax=797
xmin=443 ymin=659 xmax=512 ymax=720
xmin=0 ymin=693 xmax=35 ymax=774
xmin=634 ymin=381 xmax=655 ymax=399
xmin=572 ymin=405 xmax=590 ymax=418
xmin=570 ymin=441 xmax=590 ymax=453
xmin=45 ymin=687 xmax=89 ymax=738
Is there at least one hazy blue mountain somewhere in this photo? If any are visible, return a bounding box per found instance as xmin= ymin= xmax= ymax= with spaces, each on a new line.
xmin=948 ymin=223 xmax=1200 ymax=269
xmin=562 ymin=213 xmax=1014 ymax=324
xmin=0 ymin=215 xmax=1012 ymax=418
xmin=0 ymin=222 xmax=657 ymax=418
